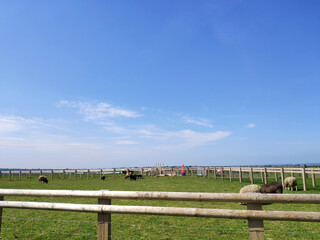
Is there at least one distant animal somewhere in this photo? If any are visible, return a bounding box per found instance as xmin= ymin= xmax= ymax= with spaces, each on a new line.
xmin=38 ymin=175 xmax=48 ymax=184
xmin=134 ymin=174 xmax=143 ymax=179
xmin=101 ymin=176 xmax=106 ymax=181
xmin=239 ymin=184 xmax=261 ymax=194
xmin=261 ymin=182 xmax=283 ymax=194
xmin=284 ymin=177 xmax=298 ymax=191
xmin=129 ymin=175 xmax=137 ymax=181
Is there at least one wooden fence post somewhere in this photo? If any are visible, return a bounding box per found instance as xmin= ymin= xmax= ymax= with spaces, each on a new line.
xmin=9 ymin=171 xmax=11 ymax=181
xmin=203 ymin=167 xmax=206 ymax=178
xmin=171 ymin=167 xmax=173 ymax=178
xmin=264 ymin=168 xmax=268 ymax=184
xmin=302 ymin=165 xmax=307 ymax=191
xmin=221 ymin=168 xmax=224 ymax=180
xmin=312 ymin=169 xmax=316 ymax=187
xmin=229 ymin=167 xmax=232 ymax=181
xmin=207 ymin=167 xmax=210 ymax=179
xmin=275 ymin=171 xmax=278 ymax=182
xmin=291 ymin=170 xmax=294 ymax=177
xmin=19 ymin=171 xmax=22 ymax=181
xmin=51 ymin=170 xmax=53 ymax=181
xmin=214 ymin=167 xmax=217 ymax=179
xmin=87 ymin=170 xmax=89 ymax=180
xmin=247 ymin=203 xmax=264 ymax=240
xmin=239 ymin=167 xmax=242 ymax=183
xmin=100 ymin=169 xmax=103 ymax=179
xmin=250 ymin=168 xmax=254 ymax=184
xmin=281 ymin=168 xmax=284 ymax=187
xmin=0 ymin=196 xmax=3 ymax=233
xmin=260 ymin=171 xmax=264 ymax=183
xmin=74 ymin=170 xmax=77 ymax=180
xmin=113 ymin=169 xmax=116 ymax=179
xmin=62 ymin=170 xmax=65 ymax=180
xmin=98 ymin=198 xmax=111 ymax=240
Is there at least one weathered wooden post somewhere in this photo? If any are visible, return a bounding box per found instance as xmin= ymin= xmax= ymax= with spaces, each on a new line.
xmin=98 ymin=197 xmax=111 ymax=240
xmin=100 ymin=169 xmax=103 ymax=179
xmin=0 ymin=195 xmax=3 ymax=233
xmin=19 ymin=171 xmax=22 ymax=181
xmin=264 ymin=168 xmax=268 ymax=184
xmin=312 ymin=169 xmax=316 ymax=187
xmin=207 ymin=167 xmax=210 ymax=179
xmin=229 ymin=167 xmax=232 ymax=181
xmin=214 ymin=167 xmax=217 ymax=179
xmin=275 ymin=171 xmax=278 ymax=182
xmin=171 ymin=167 xmax=173 ymax=178
xmin=302 ymin=165 xmax=307 ymax=191
xmin=260 ymin=171 xmax=264 ymax=183
xmin=74 ymin=170 xmax=77 ymax=180
xmin=281 ymin=168 xmax=284 ymax=187
xmin=113 ymin=169 xmax=116 ymax=179
xmin=40 ymin=170 xmax=42 ymax=176
xmin=62 ymin=170 xmax=65 ymax=180
xmin=247 ymin=203 xmax=264 ymax=240
xmin=29 ymin=170 xmax=32 ymax=180
xmin=239 ymin=167 xmax=242 ymax=183
xmin=9 ymin=171 xmax=11 ymax=181
xmin=250 ymin=168 xmax=254 ymax=184
xmin=51 ymin=170 xmax=53 ymax=181
xmin=221 ymin=167 xmax=224 ymax=180
xmin=203 ymin=167 xmax=206 ymax=178
xmin=291 ymin=170 xmax=294 ymax=177
xmin=87 ymin=170 xmax=89 ymax=180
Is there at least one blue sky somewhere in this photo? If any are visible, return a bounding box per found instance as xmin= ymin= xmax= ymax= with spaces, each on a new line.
xmin=0 ymin=1 xmax=319 ymax=169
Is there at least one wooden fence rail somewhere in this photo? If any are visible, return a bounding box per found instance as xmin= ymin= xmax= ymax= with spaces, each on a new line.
xmin=0 ymin=189 xmax=320 ymax=240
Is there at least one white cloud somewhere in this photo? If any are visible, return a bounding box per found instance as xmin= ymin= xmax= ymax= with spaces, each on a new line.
xmin=246 ymin=123 xmax=256 ymax=128
xmin=0 ymin=116 xmax=23 ymax=133
xmin=113 ymin=140 xmax=139 ymax=145
xmin=182 ymin=116 xmax=213 ymax=128
xmin=58 ymin=100 xmax=140 ymax=120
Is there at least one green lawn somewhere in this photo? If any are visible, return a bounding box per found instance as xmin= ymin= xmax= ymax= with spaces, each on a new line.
xmin=0 ymin=173 xmax=320 ymax=239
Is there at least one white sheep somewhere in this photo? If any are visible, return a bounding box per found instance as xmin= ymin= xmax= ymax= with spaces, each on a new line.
xmin=239 ymin=184 xmax=261 ymax=194
xmin=284 ymin=177 xmax=297 ymax=191
xmin=239 ymin=184 xmax=261 ymax=205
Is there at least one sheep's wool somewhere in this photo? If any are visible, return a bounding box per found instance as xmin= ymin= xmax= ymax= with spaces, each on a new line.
xmin=239 ymin=184 xmax=261 ymax=194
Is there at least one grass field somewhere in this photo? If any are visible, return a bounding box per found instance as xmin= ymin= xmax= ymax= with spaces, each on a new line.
xmin=0 ymin=173 xmax=320 ymax=239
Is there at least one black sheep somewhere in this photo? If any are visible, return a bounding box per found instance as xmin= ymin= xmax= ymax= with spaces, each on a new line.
xmin=38 ymin=175 xmax=49 ymax=184
xmin=129 ymin=175 xmax=137 ymax=181
xmin=261 ymin=182 xmax=283 ymax=194
xmin=101 ymin=176 xmax=106 ymax=181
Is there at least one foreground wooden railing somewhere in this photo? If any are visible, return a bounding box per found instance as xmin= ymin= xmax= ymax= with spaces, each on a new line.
xmin=0 ymin=189 xmax=320 ymax=239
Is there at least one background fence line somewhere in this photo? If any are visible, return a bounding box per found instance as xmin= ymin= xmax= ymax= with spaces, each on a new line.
xmin=1 ymin=165 xmax=319 ymax=191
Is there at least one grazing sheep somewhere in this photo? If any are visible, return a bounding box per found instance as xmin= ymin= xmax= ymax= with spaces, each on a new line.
xmin=38 ymin=175 xmax=48 ymax=184
xmin=129 ymin=175 xmax=137 ymax=181
xmin=284 ymin=177 xmax=298 ymax=191
xmin=101 ymin=176 xmax=106 ymax=181
xmin=239 ymin=184 xmax=261 ymax=194
xmin=261 ymin=182 xmax=283 ymax=194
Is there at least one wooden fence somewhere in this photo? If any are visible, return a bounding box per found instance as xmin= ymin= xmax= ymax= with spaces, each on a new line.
xmin=1 ymin=165 xmax=319 ymax=191
xmin=0 ymin=189 xmax=320 ymax=239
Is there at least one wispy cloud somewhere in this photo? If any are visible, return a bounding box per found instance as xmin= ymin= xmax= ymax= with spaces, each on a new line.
xmin=182 ymin=116 xmax=213 ymax=128
xmin=113 ymin=140 xmax=139 ymax=145
xmin=246 ymin=123 xmax=256 ymax=129
xmin=276 ymin=142 xmax=304 ymax=145
xmin=58 ymin=100 xmax=140 ymax=120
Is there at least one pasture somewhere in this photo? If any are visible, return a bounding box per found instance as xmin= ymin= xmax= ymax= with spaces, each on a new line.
xmin=0 ymin=172 xmax=320 ymax=239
